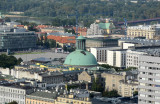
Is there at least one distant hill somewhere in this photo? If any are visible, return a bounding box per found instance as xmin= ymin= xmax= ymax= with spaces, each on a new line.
xmin=0 ymin=0 xmax=160 ymax=26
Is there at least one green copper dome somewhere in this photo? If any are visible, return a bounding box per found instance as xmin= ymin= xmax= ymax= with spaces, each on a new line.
xmin=64 ymin=50 xmax=98 ymax=66
xmin=77 ymin=35 xmax=86 ymax=40
xmin=64 ymin=36 xmax=98 ymax=67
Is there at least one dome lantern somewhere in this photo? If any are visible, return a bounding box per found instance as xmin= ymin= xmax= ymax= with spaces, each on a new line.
xmin=76 ymin=36 xmax=86 ymax=50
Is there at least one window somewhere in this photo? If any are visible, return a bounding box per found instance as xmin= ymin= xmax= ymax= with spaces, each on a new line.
xmin=113 ymin=84 xmax=115 ymax=87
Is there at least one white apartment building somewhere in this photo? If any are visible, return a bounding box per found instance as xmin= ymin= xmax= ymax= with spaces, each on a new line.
xmin=90 ymin=47 xmax=120 ymax=64
xmin=138 ymin=51 xmax=160 ymax=104
xmin=126 ymin=50 xmax=146 ymax=68
xmin=127 ymin=24 xmax=160 ymax=39
xmin=107 ymin=49 xmax=126 ymax=68
xmin=87 ymin=23 xmax=104 ymax=35
xmin=0 ymin=83 xmax=33 ymax=104
xmin=90 ymin=47 xmax=126 ymax=68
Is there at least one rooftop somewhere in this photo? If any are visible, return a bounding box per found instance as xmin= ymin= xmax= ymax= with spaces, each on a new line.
xmin=31 ymin=57 xmax=52 ymax=63
xmin=47 ymin=35 xmax=76 ymax=44
xmin=120 ymin=37 xmax=160 ymax=45
xmin=98 ymin=23 xmax=115 ymax=29
xmin=27 ymin=91 xmax=57 ymax=101
xmin=128 ymin=24 xmax=160 ymax=30
xmin=48 ymin=32 xmax=75 ymax=37
xmin=0 ymin=82 xmax=33 ymax=90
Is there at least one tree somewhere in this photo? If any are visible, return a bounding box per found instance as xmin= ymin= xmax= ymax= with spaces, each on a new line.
xmin=133 ymin=91 xmax=138 ymax=96
xmin=91 ymin=77 xmax=104 ymax=92
xmin=8 ymin=101 xmax=18 ymax=104
xmin=63 ymin=45 xmax=68 ymax=52
xmin=17 ymin=58 xmax=23 ymax=65
xmin=124 ymin=67 xmax=137 ymax=71
xmin=48 ymin=39 xmax=56 ymax=48
xmin=100 ymin=64 xmax=120 ymax=72
xmin=0 ymin=54 xmax=20 ymax=69
xmin=103 ymin=90 xmax=120 ymax=98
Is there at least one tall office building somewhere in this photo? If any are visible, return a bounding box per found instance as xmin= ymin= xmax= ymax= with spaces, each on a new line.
xmin=0 ymin=28 xmax=37 ymax=50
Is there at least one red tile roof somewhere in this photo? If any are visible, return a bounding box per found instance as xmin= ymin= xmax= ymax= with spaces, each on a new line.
xmin=17 ymin=25 xmax=24 ymax=27
xmin=36 ymin=25 xmax=49 ymax=29
xmin=47 ymin=35 xmax=76 ymax=44
xmin=73 ymin=27 xmax=87 ymax=36
xmin=73 ymin=27 xmax=87 ymax=32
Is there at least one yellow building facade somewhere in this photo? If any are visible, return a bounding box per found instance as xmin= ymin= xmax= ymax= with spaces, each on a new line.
xmin=26 ymin=98 xmax=54 ymax=104
xmin=55 ymin=95 xmax=92 ymax=104
xmin=127 ymin=25 xmax=160 ymax=39
xmin=26 ymin=93 xmax=55 ymax=104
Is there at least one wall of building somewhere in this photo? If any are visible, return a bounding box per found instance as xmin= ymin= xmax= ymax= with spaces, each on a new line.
xmin=55 ymin=96 xmax=92 ymax=104
xmin=107 ymin=50 xmax=126 ymax=68
xmin=87 ymin=23 xmax=103 ymax=35
xmin=126 ymin=50 xmax=146 ymax=68
xmin=101 ymin=73 xmax=125 ymax=91
xmin=11 ymin=69 xmax=36 ymax=79
xmin=26 ymin=97 xmax=54 ymax=104
xmin=90 ymin=47 xmax=121 ymax=64
xmin=0 ymin=31 xmax=37 ymax=50
xmin=127 ymin=25 xmax=160 ymax=39
xmin=118 ymin=81 xmax=138 ymax=97
xmin=78 ymin=71 xmax=92 ymax=82
xmin=138 ymin=55 xmax=160 ymax=104
xmin=123 ymin=42 xmax=135 ymax=49
xmin=10 ymin=69 xmax=63 ymax=84
xmin=0 ymin=67 xmax=10 ymax=75
xmin=0 ymin=86 xmax=26 ymax=104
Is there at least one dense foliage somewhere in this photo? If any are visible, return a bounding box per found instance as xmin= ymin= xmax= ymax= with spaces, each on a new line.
xmin=1 ymin=0 xmax=160 ymax=26
xmin=0 ymin=54 xmax=23 ymax=69
xmin=91 ymin=77 xmax=104 ymax=92
xmin=100 ymin=64 xmax=120 ymax=72
xmin=103 ymin=90 xmax=120 ymax=98
xmin=8 ymin=101 xmax=18 ymax=104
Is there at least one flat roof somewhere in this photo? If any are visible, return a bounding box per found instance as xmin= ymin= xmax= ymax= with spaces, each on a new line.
xmin=0 ymin=82 xmax=33 ymax=90
xmin=27 ymin=91 xmax=56 ymax=101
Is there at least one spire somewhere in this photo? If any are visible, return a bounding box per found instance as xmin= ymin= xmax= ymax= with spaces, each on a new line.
xmin=76 ymin=36 xmax=86 ymax=50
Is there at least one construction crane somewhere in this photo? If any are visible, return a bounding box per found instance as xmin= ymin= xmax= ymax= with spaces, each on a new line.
xmin=124 ymin=18 xmax=128 ymax=36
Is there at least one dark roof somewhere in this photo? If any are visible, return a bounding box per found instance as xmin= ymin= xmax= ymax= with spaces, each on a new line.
xmin=0 ymin=82 xmax=33 ymax=90
xmin=27 ymin=91 xmax=56 ymax=102
xmin=86 ymin=38 xmax=119 ymax=42
xmin=31 ymin=57 xmax=52 ymax=63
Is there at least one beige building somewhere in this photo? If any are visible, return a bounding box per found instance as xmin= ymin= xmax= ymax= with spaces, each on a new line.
xmin=78 ymin=71 xmax=102 ymax=83
xmin=78 ymin=71 xmax=92 ymax=82
xmin=127 ymin=24 xmax=160 ymax=39
xmin=118 ymin=80 xmax=138 ymax=97
xmin=55 ymin=94 xmax=92 ymax=104
xmin=101 ymin=72 xmax=125 ymax=91
xmin=101 ymin=71 xmax=138 ymax=97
